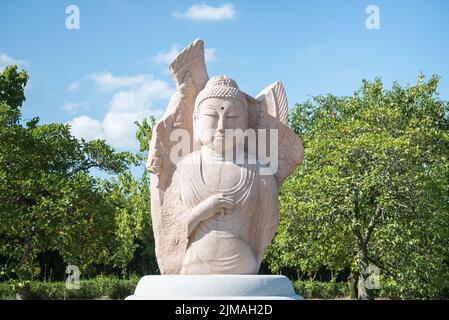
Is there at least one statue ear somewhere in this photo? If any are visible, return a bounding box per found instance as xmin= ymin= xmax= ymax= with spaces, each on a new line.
xmin=193 ymin=112 xmax=200 ymax=143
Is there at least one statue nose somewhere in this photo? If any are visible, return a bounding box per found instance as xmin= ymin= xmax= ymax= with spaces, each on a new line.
xmin=217 ymin=115 xmax=225 ymax=134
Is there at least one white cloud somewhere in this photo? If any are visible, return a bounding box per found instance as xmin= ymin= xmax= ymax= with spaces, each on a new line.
xmin=173 ymin=3 xmax=235 ymax=22
xmin=88 ymin=72 xmax=149 ymax=92
xmin=69 ymin=73 xmax=173 ymax=149
xmin=204 ymin=48 xmax=217 ymax=62
xmin=102 ymin=110 xmax=150 ymax=149
xmin=153 ymin=44 xmax=180 ymax=65
xmin=68 ymin=116 xmax=104 ymax=141
xmin=102 ymin=77 xmax=172 ymax=148
xmin=63 ymin=101 xmax=88 ymax=114
xmin=68 ymin=81 xmax=80 ymax=93
xmin=0 ymin=51 xmax=29 ymax=70
xmin=108 ymin=79 xmax=172 ymax=112
xmin=154 ymin=44 xmax=217 ymax=66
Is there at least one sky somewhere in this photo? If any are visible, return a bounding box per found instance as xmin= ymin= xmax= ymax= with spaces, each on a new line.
xmin=1 ymin=0 xmax=449 ymax=157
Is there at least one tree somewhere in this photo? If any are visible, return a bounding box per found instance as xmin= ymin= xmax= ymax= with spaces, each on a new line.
xmin=266 ymin=75 xmax=449 ymax=299
xmin=103 ymin=116 xmax=157 ymax=277
xmin=0 ymin=66 xmax=135 ymax=279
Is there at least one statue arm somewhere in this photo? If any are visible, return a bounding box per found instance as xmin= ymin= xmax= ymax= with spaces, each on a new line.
xmin=183 ymin=203 xmax=212 ymax=237
xmin=182 ymin=194 xmax=234 ymax=237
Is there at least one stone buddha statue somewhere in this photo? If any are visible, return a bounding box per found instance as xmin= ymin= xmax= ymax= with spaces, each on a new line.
xmin=178 ymin=75 xmax=276 ymax=274
xmin=147 ymin=39 xmax=303 ymax=275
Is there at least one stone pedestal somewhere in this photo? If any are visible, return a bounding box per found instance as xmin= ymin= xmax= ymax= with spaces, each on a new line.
xmin=126 ymin=275 xmax=303 ymax=300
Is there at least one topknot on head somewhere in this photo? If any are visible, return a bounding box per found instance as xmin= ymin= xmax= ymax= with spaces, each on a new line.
xmin=207 ymin=75 xmax=239 ymax=89
xmin=194 ymin=75 xmax=247 ymax=111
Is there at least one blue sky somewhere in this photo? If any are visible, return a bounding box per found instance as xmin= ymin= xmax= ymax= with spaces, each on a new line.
xmin=1 ymin=0 xmax=449 ymax=155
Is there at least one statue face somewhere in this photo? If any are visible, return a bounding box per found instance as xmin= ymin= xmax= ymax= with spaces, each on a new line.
xmin=195 ymin=97 xmax=248 ymax=154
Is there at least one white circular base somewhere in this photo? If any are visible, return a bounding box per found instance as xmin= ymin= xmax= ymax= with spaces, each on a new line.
xmin=126 ymin=275 xmax=303 ymax=300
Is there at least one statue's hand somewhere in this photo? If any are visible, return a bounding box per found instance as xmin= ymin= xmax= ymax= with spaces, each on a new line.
xmin=195 ymin=193 xmax=234 ymax=221
xmin=205 ymin=194 xmax=235 ymax=216
xmin=184 ymin=194 xmax=235 ymax=236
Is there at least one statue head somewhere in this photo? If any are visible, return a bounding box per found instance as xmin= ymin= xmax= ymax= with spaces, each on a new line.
xmin=193 ymin=75 xmax=248 ymax=154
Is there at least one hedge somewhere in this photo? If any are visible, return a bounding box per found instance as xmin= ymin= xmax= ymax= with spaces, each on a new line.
xmin=0 ymin=276 xmax=139 ymax=300
xmin=293 ymin=280 xmax=350 ymax=299
xmin=3 ymin=278 xmax=429 ymax=300
xmin=1 ymin=278 xmax=350 ymax=300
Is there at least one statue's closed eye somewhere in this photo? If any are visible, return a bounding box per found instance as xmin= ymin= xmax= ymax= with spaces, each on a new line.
xmin=226 ymin=111 xmax=239 ymax=119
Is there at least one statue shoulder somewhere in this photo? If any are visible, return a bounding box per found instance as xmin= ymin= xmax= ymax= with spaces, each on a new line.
xmin=178 ymin=150 xmax=200 ymax=166
xmin=177 ymin=150 xmax=201 ymax=177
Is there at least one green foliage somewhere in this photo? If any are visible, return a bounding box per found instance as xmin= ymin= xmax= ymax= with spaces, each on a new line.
xmin=267 ymin=75 xmax=449 ymax=299
xmin=108 ymin=116 xmax=157 ymax=276
xmin=135 ymin=116 xmax=155 ymax=155
xmin=0 ymin=65 xmax=28 ymax=124
xmin=293 ymin=280 xmax=349 ymax=299
xmin=0 ymin=66 xmax=156 ymax=280
xmin=105 ymin=170 xmax=156 ymax=277
xmin=0 ymin=276 xmax=139 ymax=300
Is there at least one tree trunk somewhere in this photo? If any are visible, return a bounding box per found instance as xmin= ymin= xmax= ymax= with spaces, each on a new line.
xmin=347 ymin=272 xmax=358 ymax=299
xmin=352 ymin=186 xmax=375 ymax=300
xmin=357 ymin=247 xmax=374 ymax=300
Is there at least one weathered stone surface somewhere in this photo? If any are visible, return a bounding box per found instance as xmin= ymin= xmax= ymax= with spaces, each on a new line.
xmin=146 ymin=39 xmax=304 ymax=275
